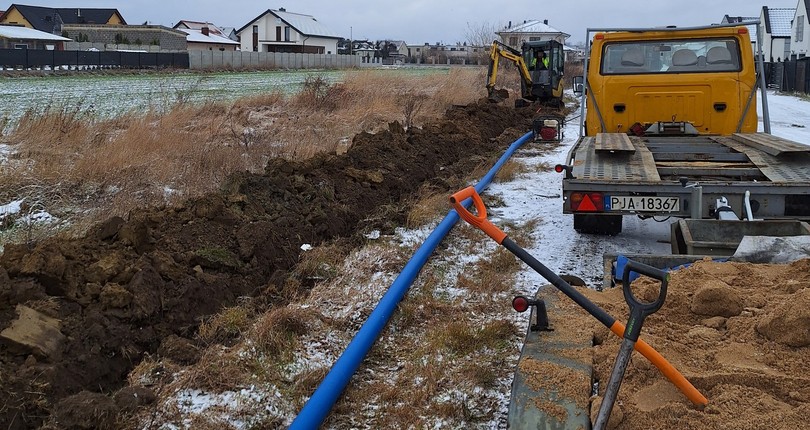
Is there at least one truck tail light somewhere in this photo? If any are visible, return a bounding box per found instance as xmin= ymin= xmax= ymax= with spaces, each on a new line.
xmin=571 ymin=192 xmax=604 ymax=212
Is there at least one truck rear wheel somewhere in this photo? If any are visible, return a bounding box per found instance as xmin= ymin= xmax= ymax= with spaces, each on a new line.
xmin=573 ymin=214 xmax=623 ymax=236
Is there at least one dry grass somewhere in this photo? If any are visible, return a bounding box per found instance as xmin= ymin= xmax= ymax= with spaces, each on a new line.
xmin=406 ymin=185 xmax=453 ymax=228
xmin=565 ymin=60 xmax=585 ymax=82
xmin=293 ymin=240 xmax=352 ymax=282
xmin=0 ymin=68 xmax=486 ymax=244
xmin=251 ymin=306 xmax=311 ymax=357
xmin=197 ymin=305 xmax=255 ymax=345
xmin=493 ymin=159 xmax=528 ymax=183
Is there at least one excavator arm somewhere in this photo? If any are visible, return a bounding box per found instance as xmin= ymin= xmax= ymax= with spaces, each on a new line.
xmin=486 ymin=40 xmax=533 ymax=98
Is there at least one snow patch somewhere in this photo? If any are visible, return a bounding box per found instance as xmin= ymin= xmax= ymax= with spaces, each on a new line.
xmin=0 ymin=199 xmax=24 ymax=220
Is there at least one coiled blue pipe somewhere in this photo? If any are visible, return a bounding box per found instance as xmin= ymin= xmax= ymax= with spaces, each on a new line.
xmin=290 ymin=131 xmax=534 ymax=429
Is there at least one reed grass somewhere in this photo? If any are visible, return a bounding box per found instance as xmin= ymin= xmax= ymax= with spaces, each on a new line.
xmin=0 ymin=68 xmax=486 ymax=242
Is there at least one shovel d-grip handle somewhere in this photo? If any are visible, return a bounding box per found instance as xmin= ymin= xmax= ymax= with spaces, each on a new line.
xmin=450 ymin=186 xmax=507 ymax=244
xmin=621 ymin=260 xmax=668 ymax=342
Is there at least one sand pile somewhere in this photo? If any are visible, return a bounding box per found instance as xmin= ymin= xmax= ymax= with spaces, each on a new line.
xmin=561 ymin=258 xmax=810 ymax=429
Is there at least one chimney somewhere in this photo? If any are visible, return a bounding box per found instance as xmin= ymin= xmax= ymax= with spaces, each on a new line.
xmin=202 ymin=26 xmax=209 ymax=36
xmin=508 ymin=20 xmax=512 ymax=28
xmin=544 ymin=19 xmax=548 ymax=25
xmin=279 ymin=7 xmax=286 ymax=12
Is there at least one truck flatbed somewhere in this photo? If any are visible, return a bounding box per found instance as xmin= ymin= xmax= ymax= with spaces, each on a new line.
xmin=572 ymin=133 xmax=810 ymax=183
xmin=564 ymin=133 xmax=810 ymax=221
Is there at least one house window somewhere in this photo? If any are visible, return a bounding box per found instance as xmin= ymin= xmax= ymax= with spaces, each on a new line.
xmin=276 ymin=26 xmax=281 ymax=41
xmin=798 ymin=17 xmax=805 ymax=42
xmin=252 ymin=25 xmax=259 ymax=52
xmin=284 ymin=26 xmax=290 ymax=42
xmin=14 ymin=44 xmax=28 ymax=49
xmin=509 ymin=36 xmax=518 ymax=46
xmin=529 ymin=37 xmax=541 ymax=41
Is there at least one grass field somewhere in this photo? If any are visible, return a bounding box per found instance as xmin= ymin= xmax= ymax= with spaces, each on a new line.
xmin=0 ymin=67 xmax=496 ymax=247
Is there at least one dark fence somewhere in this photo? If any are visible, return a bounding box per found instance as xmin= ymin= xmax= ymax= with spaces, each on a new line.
xmin=768 ymin=58 xmax=810 ymax=94
xmin=0 ymin=49 xmax=189 ymax=70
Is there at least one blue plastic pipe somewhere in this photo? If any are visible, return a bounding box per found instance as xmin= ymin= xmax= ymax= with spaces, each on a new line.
xmin=290 ymin=131 xmax=534 ymax=429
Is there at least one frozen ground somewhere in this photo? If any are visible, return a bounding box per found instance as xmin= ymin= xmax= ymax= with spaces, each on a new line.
xmin=0 ymin=68 xmax=450 ymax=131
xmin=0 ymin=70 xmax=343 ymax=129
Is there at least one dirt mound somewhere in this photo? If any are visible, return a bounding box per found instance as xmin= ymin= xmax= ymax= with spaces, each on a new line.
xmin=0 ymin=101 xmax=532 ymax=429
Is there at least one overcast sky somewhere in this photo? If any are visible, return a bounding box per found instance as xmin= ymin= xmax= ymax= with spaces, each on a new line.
xmin=13 ymin=1 xmax=801 ymax=44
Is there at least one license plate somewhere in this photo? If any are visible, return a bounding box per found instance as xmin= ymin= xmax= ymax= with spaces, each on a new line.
xmin=607 ymin=196 xmax=680 ymax=212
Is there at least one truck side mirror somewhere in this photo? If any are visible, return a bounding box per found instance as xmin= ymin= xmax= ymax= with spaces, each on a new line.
xmin=573 ymin=76 xmax=584 ymax=96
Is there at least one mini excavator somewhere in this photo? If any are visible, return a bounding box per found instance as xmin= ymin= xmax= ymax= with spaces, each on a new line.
xmin=486 ymin=40 xmax=567 ymax=141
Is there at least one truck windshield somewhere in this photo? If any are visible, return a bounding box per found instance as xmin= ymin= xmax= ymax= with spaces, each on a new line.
xmin=600 ymin=38 xmax=742 ymax=75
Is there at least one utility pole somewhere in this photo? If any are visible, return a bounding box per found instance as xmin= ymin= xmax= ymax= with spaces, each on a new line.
xmin=350 ymin=26 xmax=353 ymax=55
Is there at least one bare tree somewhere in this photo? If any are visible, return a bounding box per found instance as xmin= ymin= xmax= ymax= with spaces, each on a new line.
xmin=464 ymin=21 xmax=501 ymax=63
xmin=464 ymin=21 xmax=501 ymax=48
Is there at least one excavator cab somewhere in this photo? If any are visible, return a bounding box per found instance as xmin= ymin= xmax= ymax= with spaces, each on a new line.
xmin=522 ymin=40 xmax=565 ymax=106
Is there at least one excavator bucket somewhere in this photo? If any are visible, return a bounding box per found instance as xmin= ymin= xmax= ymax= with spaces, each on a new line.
xmin=487 ymin=88 xmax=510 ymax=103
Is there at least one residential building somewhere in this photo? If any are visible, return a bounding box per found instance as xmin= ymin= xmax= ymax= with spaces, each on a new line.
xmin=563 ymin=44 xmax=586 ymax=62
xmin=220 ymin=27 xmax=238 ymax=42
xmin=377 ymin=39 xmax=408 ymax=63
xmin=759 ymin=6 xmax=795 ymax=61
xmin=790 ymin=0 xmax=810 ymax=57
xmin=496 ymin=19 xmax=569 ymax=49
xmin=61 ymin=24 xmax=187 ymax=51
xmin=0 ymin=23 xmax=70 ymax=49
xmin=174 ymin=21 xmax=239 ymax=51
xmin=0 ymin=4 xmax=125 ymax=34
xmin=721 ymin=14 xmax=758 ymax=54
xmin=236 ymin=7 xmax=340 ymax=54
xmin=0 ymin=4 xmax=184 ymax=52
xmin=347 ymin=39 xmax=375 ymax=62
xmin=406 ymin=42 xmax=487 ymax=64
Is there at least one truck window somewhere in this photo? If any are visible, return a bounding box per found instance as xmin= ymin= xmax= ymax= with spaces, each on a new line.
xmin=600 ymin=38 xmax=742 ymax=75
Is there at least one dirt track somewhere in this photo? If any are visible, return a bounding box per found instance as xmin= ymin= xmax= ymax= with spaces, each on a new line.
xmin=0 ymin=101 xmax=532 ymax=429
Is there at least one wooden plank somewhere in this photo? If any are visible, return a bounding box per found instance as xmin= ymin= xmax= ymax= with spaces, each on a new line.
xmin=715 ymin=136 xmax=810 ymax=182
xmin=595 ymin=133 xmax=635 ymax=153
xmin=732 ymin=133 xmax=810 ymax=156
xmin=635 ymin=140 xmax=661 ymax=181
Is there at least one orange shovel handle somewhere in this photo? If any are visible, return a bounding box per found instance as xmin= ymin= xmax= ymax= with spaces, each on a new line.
xmin=449 ymin=186 xmax=507 ymax=244
xmin=610 ymin=321 xmax=707 ymax=407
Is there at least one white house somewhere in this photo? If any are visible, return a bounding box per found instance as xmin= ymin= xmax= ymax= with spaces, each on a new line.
xmin=721 ymin=14 xmax=758 ymax=54
xmin=758 ymin=6 xmax=795 ymax=61
xmin=235 ymin=7 xmax=340 ymax=54
xmin=496 ymin=19 xmax=569 ymax=49
xmin=790 ymin=0 xmax=810 ymax=58
xmin=174 ymin=21 xmax=240 ymax=51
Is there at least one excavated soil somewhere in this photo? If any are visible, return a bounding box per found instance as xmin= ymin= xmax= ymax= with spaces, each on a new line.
xmin=555 ymin=259 xmax=810 ymax=429
xmin=0 ymin=100 xmax=533 ymax=429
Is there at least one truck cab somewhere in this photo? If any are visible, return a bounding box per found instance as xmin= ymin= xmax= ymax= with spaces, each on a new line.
xmin=560 ymin=25 xmax=810 ymax=236
xmin=584 ymin=26 xmax=757 ymax=136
